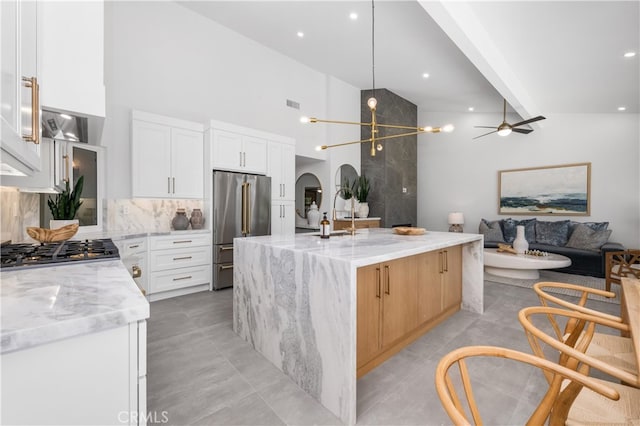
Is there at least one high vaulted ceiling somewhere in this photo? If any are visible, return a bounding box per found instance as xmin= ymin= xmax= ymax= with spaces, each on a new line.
xmin=178 ymin=1 xmax=639 ymax=119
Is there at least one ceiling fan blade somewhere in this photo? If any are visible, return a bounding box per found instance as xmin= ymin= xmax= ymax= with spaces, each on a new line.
xmin=511 ymin=116 xmax=546 ymax=128
xmin=512 ymin=128 xmax=534 ymax=134
xmin=474 ymin=126 xmax=499 ymax=129
xmin=473 ymin=130 xmax=498 ymax=140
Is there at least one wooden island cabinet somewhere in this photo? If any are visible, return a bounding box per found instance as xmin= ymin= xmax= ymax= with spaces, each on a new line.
xmin=333 ymin=218 xmax=380 ymax=230
xmin=357 ymin=246 xmax=462 ymax=377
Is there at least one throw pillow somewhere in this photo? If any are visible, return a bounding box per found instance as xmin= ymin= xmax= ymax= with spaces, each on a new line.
xmin=565 ymin=223 xmax=612 ymax=251
xmin=503 ymin=218 xmax=536 ymax=243
xmin=479 ymin=219 xmax=505 ymax=242
xmin=568 ymin=221 xmax=609 ymax=237
xmin=535 ymin=220 xmax=571 ymax=246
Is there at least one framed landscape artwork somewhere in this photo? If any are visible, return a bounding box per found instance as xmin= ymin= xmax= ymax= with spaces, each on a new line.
xmin=498 ymin=162 xmax=591 ymax=216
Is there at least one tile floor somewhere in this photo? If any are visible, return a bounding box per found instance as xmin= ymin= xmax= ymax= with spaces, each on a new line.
xmin=147 ymin=281 xmax=621 ymax=425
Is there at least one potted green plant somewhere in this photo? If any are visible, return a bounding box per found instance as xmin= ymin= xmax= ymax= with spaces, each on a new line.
xmin=47 ymin=176 xmax=84 ymax=229
xmin=340 ymin=177 xmax=355 ymax=200
xmin=355 ymin=174 xmax=370 ymax=218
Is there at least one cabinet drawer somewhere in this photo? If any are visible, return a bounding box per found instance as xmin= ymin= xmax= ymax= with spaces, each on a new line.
xmin=150 ymin=265 xmax=210 ymax=293
xmin=116 ymin=237 xmax=147 ymax=257
xmin=149 ymin=246 xmax=211 ymax=272
xmin=149 ymin=233 xmax=210 ymax=250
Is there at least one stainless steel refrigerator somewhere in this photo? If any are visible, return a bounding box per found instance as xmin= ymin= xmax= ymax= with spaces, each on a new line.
xmin=212 ymin=170 xmax=271 ymax=290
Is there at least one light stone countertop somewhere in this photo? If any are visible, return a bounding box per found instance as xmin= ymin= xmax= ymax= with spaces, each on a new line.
xmin=237 ymin=227 xmax=482 ymax=267
xmin=1 ymin=260 xmax=150 ymax=354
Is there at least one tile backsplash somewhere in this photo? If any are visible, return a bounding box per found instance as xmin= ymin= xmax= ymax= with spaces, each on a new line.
xmin=1 ymin=188 xmax=205 ymax=242
xmin=1 ymin=187 xmax=40 ymax=242
xmin=106 ymin=199 xmax=205 ymax=233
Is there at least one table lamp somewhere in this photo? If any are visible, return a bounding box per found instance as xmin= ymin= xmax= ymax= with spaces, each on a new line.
xmin=448 ymin=212 xmax=464 ymax=233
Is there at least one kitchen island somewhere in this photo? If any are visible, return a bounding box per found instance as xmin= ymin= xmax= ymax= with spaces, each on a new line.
xmin=1 ymin=260 xmax=149 ymax=425
xmin=234 ymin=228 xmax=483 ymax=424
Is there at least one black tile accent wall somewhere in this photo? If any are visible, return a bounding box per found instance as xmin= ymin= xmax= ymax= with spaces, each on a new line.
xmin=361 ymin=89 xmax=417 ymax=228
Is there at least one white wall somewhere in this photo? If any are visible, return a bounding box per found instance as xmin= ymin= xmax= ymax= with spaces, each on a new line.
xmin=103 ymin=1 xmax=360 ymax=199
xmin=417 ymin=111 xmax=640 ymax=248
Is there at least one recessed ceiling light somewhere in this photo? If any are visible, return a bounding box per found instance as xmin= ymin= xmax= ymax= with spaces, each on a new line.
xmin=618 ymin=106 xmax=626 ymax=111
xmin=468 ymin=107 xmax=474 ymax=112
xmin=623 ymin=51 xmax=636 ymax=58
xmin=349 ymin=12 xmax=358 ymax=20
xmin=297 ymin=31 xmax=304 ymax=38
xmin=422 ymin=73 xmax=429 ymax=79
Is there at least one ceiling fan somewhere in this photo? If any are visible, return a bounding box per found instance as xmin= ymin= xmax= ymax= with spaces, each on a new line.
xmin=473 ymin=99 xmax=546 ymax=140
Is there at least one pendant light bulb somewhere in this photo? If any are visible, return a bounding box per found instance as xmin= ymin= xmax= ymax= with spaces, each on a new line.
xmin=376 ymin=143 xmax=383 ymax=151
xmin=442 ymin=124 xmax=455 ymax=133
xmin=367 ymin=97 xmax=377 ymax=110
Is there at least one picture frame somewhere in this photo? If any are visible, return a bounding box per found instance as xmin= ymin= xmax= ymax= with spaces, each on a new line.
xmin=498 ymin=162 xmax=591 ymax=216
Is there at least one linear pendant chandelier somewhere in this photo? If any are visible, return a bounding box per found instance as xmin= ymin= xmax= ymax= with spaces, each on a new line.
xmin=301 ymin=0 xmax=454 ymax=157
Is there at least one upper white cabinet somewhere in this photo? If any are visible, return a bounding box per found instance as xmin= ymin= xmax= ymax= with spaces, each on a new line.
xmin=39 ymin=1 xmax=105 ymax=117
xmin=0 ymin=139 xmax=66 ymax=192
xmin=268 ymin=141 xmax=295 ymax=201
xmin=0 ymin=0 xmax=41 ymax=176
xmin=132 ymin=111 xmax=204 ymax=199
xmin=210 ymin=129 xmax=267 ymax=175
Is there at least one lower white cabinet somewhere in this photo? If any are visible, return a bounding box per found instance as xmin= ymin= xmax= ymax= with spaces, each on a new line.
xmin=114 ymin=236 xmax=148 ymax=296
xmin=1 ymin=321 xmax=146 ymax=426
xmin=148 ymin=233 xmax=211 ymax=300
xmin=272 ymin=201 xmax=295 ymax=237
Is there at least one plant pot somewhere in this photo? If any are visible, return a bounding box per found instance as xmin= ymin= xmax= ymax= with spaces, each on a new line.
xmin=50 ymin=219 xmax=79 ymax=230
xmin=357 ymin=202 xmax=369 ymax=218
xmin=189 ymin=209 xmax=205 ymax=229
xmin=172 ymin=209 xmax=190 ymax=230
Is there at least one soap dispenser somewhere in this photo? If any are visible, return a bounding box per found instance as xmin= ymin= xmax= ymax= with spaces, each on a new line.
xmin=320 ymin=212 xmax=330 ymax=239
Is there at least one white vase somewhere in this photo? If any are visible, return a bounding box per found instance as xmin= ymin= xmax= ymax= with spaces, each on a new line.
xmin=512 ymin=225 xmax=529 ymax=254
xmin=307 ymin=201 xmax=320 ymax=227
xmin=50 ymin=219 xmax=79 ymax=230
xmin=357 ymin=202 xmax=369 ymax=218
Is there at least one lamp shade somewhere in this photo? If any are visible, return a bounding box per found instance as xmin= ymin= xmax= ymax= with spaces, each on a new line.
xmin=448 ymin=212 xmax=464 ymax=225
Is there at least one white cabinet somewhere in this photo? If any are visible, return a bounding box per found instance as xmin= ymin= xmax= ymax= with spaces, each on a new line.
xmin=148 ymin=233 xmax=211 ymax=300
xmin=268 ymin=141 xmax=295 ymax=201
xmin=114 ymin=237 xmax=149 ymax=297
xmin=0 ymin=0 xmax=41 ymax=176
xmin=131 ymin=111 xmax=204 ymax=199
xmin=272 ymin=201 xmax=295 ymax=237
xmin=1 ymin=321 xmax=146 ymax=426
xmin=210 ymin=129 xmax=267 ymax=174
xmin=39 ymin=0 xmax=105 ymax=117
xmin=1 ymin=138 xmax=66 ymax=191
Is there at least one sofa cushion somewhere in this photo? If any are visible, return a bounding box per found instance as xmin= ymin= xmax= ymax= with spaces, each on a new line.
xmin=479 ymin=219 xmax=505 ymax=242
xmin=503 ymin=218 xmax=536 ymax=243
xmin=569 ymin=221 xmax=609 ymax=238
xmin=535 ymin=220 xmax=571 ymax=246
xmin=565 ymin=223 xmax=612 ymax=251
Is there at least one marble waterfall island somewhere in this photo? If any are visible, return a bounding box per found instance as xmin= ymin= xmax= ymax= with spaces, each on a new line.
xmin=233 ymin=228 xmax=483 ymax=424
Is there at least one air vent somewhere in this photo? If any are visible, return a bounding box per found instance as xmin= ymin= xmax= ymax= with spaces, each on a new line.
xmin=286 ymin=99 xmax=300 ymax=110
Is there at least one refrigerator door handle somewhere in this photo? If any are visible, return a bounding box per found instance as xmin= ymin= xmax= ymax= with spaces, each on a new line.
xmin=241 ymin=182 xmax=247 ymax=235
xmin=246 ymin=182 xmax=251 ymax=234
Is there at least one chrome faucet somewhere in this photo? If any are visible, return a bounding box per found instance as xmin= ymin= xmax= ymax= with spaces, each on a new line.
xmin=332 ymin=188 xmax=356 ymax=236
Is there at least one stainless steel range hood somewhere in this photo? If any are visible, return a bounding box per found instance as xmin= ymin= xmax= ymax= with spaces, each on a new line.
xmin=41 ymin=109 xmax=89 ymax=143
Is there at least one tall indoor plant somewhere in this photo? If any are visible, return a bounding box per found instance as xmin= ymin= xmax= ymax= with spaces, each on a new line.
xmin=48 ymin=176 xmax=84 ymax=228
xmin=355 ymin=174 xmax=370 ymax=218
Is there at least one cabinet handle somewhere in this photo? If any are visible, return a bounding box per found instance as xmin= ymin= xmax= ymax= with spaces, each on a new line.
xmin=172 ymin=177 xmax=176 ymax=194
xmin=132 ymin=265 xmax=142 ymax=278
xmin=129 ymin=244 xmax=139 ymax=249
xmin=21 ymin=76 xmax=40 ymax=144
xmin=173 ymin=240 xmax=192 ymax=244
xmin=439 ymin=252 xmax=444 ymax=274
xmin=243 ymin=152 xmax=246 ymax=167
xmin=63 ymin=154 xmax=70 ymax=183
xmin=219 ymin=264 xmax=234 ymax=270
xmin=384 ymin=265 xmax=390 ymax=295
xmin=444 ymin=250 xmax=449 ymax=272
xmin=282 ymin=205 xmax=285 ymax=218
xmin=239 ymin=152 xmax=243 ymax=167
xmin=376 ymin=267 xmax=381 ymax=298
xmin=167 ymin=177 xmax=171 ymax=193
xmin=219 ymin=245 xmax=233 ymax=251
xmin=173 ymin=275 xmax=192 ymax=281
xmin=282 ymin=184 xmax=285 ymax=198
xmin=173 ymin=256 xmax=193 ymax=261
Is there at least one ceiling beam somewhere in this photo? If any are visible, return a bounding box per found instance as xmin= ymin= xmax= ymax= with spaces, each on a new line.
xmin=419 ymin=0 xmax=545 ymax=128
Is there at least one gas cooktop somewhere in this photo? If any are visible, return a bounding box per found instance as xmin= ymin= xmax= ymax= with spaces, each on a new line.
xmin=1 ymin=238 xmax=120 ymax=270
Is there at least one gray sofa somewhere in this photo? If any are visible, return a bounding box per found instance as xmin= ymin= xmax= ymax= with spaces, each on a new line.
xmin=479 ymin=218 xmax=625 ymax=278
